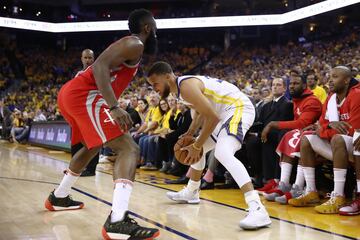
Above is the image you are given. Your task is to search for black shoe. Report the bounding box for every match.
[200,180,214,190]
[45,190,84,211]
[165,176,189,184]
[252,176,263,189]
[80,170,96,177]
[102,211,160,240]
[217,181,238,189]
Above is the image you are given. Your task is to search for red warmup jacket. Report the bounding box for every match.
[319,80,360,140]
[278,89,322,130]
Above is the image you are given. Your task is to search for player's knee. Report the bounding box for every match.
[300,135,312,150]
[330,134,346,149]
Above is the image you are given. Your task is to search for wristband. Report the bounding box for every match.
[192,143,202,151]
[109,103,120,112]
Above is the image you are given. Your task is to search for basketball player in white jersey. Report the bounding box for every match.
[147,61,271,230]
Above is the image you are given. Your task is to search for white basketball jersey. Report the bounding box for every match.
[176,75,253,120]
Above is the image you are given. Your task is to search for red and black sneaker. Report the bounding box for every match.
[45,190,84,211]
[102,211,160,240]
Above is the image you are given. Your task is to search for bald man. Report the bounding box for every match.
[73,49,98,177]
[289,66,360,215]
[76,49,95,77]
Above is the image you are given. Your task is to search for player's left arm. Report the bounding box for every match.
[180,78,220,148]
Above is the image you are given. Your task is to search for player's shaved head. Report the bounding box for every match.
[81,49,94,69]
[333,66,352,78]
[329,66,352,93]
[82,49,94,56]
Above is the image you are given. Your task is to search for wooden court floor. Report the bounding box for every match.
[0,141,359,240]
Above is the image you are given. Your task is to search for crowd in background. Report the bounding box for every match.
[1,29,360,215]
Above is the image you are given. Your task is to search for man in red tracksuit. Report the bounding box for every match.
[259,69,322,198]
[290,66,360,215]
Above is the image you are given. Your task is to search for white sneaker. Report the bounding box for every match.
[239,202,272,230]
[166,187,200,204]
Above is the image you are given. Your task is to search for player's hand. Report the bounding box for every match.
[110,107,133,132]
[179,130,194,139]
[261,125,271,143]
[181,144,202,165]
[328,121,352,135]
[354,135,360,152]
[302,124,317,132]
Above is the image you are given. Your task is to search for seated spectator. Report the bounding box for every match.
[10,110,30,143]
[133,91,161,145]
[140,98,170,170]
[289,67,360,215]
[307,69,327,104]
[246,78,293,189]
[34,108,47,122]
[118,98,142,129]
[160,100,192,173]
[262,70,322,203]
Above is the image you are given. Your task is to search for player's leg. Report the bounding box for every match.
[315,135,349,214]
[166,136,215,203]
[289,135,325,207]
[264,155,294,201]
[340,155,360,215]
[45,106,100,211]
[214,130,271,229]
[102,133,159,240]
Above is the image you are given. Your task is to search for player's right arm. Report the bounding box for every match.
[182,111,203,137]
[92,37,144,130]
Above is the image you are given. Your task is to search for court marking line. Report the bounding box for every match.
[0,176,196,240]
[133,180,358,240]
[2,145,358,240]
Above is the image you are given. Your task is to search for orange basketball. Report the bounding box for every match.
[174,136,203,165]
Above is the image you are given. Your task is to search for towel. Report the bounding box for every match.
[326,93,339,122]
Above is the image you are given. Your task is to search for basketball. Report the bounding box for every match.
[174,136,203,165]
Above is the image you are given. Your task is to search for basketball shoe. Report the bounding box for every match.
[166,187,200,204]
[239,202,272,230]
[314,192,346,214]
[339,193,360,216]
[288,191,320,207]
[102,211,160,240]
[256,179,278,195]
[275,184,303,204]
[263,181,292,201]
[45,190,84,211]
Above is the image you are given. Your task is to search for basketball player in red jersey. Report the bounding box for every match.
[44,9,160,240]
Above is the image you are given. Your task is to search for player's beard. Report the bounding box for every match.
[162,84,170,98]
[290,89,303,98]
[144,31,158,55]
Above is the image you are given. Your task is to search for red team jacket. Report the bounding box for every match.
[319,79,360,140]
[278,89,322,130]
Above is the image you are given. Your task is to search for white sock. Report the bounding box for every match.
[303,167,316,192]
[333,168,347,196]
[111,179,133,222]
[357,180,360,193]
[187,179,201,192]
[294,165,305,189]
[54,169,80,198]
[244,190,262,209]
[280,162,293,185]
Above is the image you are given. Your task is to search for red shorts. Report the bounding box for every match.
[57,82,124,149]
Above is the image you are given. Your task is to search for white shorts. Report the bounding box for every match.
[305,134,359,162]
[211,102,255,144]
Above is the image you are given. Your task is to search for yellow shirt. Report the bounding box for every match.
[311,85,327,104]
[144,106,162,123]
